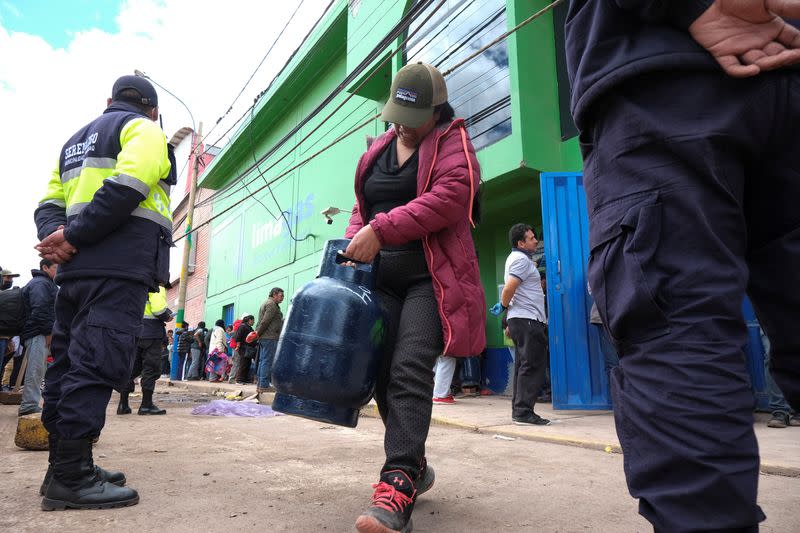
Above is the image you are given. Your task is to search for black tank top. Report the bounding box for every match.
[362,138,421,251]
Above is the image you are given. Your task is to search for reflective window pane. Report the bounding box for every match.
[406,0,512,150]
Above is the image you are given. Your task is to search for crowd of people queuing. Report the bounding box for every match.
[163,287,285,389]
[6,1,800,528]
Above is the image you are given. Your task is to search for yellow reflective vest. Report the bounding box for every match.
[35,101,174,289]
[143,287,171,339]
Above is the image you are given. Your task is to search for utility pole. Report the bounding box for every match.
[174,121,203,330]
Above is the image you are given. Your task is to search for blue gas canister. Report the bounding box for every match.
[271,239,385,427]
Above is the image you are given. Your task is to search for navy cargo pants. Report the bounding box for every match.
[580,70,800,532]
[42,278,148,440]
[123,337,164,394]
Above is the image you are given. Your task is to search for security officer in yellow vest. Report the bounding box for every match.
[34,75,174,511]
[117,287,172,416]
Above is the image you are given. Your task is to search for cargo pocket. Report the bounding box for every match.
[86,308,141,390]
[588,192,670,347]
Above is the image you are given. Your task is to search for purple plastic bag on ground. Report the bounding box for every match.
[190,400,283,417]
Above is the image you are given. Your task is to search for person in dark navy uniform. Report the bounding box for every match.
[565,1,800,531]
[34,75,174,511]
[117,287,172,416]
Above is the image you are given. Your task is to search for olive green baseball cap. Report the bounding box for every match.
[381,62,448,128]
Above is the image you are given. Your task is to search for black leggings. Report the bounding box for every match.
[374,249,443,480]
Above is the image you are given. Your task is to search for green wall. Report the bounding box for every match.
[203,38,381,321]
[198,0,582,345]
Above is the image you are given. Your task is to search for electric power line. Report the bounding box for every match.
[233,0,450,240]
[176,0,564,243]
[190,0,409,213]
[175,111,382,243]
[441,0,565,77]
[424,5,507,70]
[193,0,441,209]
[180,0,495,212]
[199,0,404,156]
[199,0,311,148]
[167,0,339,216]
[166,1,322,221]
[408,0,488,66]
[246,104,296,238]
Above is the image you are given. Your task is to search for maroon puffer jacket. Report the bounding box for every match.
[345,119,486,356]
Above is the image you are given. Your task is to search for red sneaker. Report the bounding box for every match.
[432,395,455,405]
[355,470,416,533]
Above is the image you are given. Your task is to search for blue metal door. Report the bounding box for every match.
[743,298,769,411]
[541,172,767,410]
[540,172,610,409]
[223,303,235,328]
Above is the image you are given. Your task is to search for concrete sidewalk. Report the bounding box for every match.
[157,377,800,477]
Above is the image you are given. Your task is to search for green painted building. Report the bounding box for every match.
[198,0,581,389]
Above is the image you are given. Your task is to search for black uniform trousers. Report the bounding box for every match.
[123,337,163,393]
[42,278,148,440]
[374,249,443,481]
[580,70,800,532]
[507,318,548,418]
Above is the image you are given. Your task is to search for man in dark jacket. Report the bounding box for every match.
[0,266,19,290]
[234,315,255,385]
[186,321,207,380]
[117,287,171,416]
[18,260,58,416]
[176,323,192,379]
[566,2,800,531]
[33,75,173,511]
[256,288,284,393]
[0,266,21,378]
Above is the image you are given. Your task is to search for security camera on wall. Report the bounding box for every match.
[321,206,350,225]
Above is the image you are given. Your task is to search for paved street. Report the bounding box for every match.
[1,388,798,533]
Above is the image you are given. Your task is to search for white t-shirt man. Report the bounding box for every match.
[504,250,547,323]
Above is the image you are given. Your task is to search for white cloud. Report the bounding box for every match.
[0,0,331,284]
[1,2,22,20]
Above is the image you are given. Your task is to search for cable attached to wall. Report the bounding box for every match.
[193,0,442,210]
[199,0,319,150]
[198,0,401,159]
[175,0,564,243]
[246,102,314,242]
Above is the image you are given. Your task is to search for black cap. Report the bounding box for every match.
[112,75,158,107]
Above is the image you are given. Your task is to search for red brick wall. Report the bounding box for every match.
[166,186,213,330]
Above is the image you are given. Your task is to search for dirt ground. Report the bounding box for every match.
[1,389,798,533]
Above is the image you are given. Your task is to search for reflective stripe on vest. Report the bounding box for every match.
[66,202,171,229]
[61,157,117,183]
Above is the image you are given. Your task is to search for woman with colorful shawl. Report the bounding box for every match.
[205,319,230,382]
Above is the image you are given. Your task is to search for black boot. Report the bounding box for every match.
[40,434,127,495]
[41,438,138,510]
[137,389,166,415]
[117,392,131,415]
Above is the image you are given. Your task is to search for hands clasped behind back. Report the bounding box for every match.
[35,225,77,264]
[689,0,800,77]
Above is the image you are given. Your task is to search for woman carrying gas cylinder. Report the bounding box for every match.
[343,62,485,533]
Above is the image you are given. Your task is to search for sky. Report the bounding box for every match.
[0,0,331,285]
